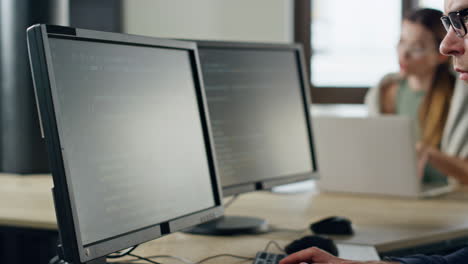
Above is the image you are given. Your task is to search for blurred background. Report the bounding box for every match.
[0,0,448,263]
[0,0,445,175]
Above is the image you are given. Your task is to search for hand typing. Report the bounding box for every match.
[279,247,400,264]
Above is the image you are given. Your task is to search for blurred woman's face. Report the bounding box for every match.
[397,20,441,77]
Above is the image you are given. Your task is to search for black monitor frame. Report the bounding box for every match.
[195,41,319,197]
[27,24,224,263]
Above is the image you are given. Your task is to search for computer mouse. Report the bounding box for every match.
[310,216,354,235]
[285,235,338,256]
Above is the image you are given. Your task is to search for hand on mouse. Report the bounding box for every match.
[279,247,400,264]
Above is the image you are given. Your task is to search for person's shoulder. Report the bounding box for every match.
[454,79,468,98]
[448,79,468,113]
[376,73,401,101]
[365,73,401,114]
[378,73,402,89]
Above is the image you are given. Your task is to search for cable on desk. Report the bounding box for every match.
[147,255,194,264]
[126,253,162,264]
[223,194,240,208]
[107,245,139,259]
[118,240,284,264]
[263,240,286,253]
[121,253,255,264]
[122,254,194,264]
[195,253,254,263]
[195,239,287,263]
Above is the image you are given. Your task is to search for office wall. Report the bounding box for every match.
[0,0,69,173]
[123,0,293,43]
[70,0,122,32]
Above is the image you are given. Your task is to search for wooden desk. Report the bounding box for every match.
[227,188,468,255]
[2,174,468,262]
[0,173,55,230]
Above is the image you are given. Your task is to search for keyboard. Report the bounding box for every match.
[253,251,287,264]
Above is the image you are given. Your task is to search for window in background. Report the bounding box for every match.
[311,0,402,88]
[418,0,444,11]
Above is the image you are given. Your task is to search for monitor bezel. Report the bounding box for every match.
[194,40,319,197]
[27,24,224,263]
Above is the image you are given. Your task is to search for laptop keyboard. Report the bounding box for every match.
[422,182,447,192]
[252,251,287,264]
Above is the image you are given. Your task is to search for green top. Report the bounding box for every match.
[396,79,447,185]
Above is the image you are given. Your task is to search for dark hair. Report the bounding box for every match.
[405,8,446,47]
[405,8,455,147]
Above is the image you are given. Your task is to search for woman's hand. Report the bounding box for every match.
[416,142,434,179]
[278,247,399,264]
[415,142,468,184]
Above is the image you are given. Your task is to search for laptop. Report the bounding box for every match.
[313,116,454,198]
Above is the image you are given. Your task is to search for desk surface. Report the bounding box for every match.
[2,173,468,261]
[0,173,55,230]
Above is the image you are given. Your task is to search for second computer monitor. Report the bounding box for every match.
[197,42,318,197]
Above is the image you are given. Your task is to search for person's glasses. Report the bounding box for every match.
[441,8,468,38]
[397,42,432,57]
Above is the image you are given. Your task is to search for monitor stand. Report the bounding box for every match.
[184,215,269,235]
[271,180,316,194]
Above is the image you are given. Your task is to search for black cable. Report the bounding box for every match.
[145,255,193,264]
[121,253,255,264]
[263,240,286,253]
[113,240,281,264]
[196,253,254,263]
[122,254,193,264]
[127,253,163,264]
[107,245,139,259]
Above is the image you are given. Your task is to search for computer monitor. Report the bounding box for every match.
[187,41,319,235]
[27,24,223,264]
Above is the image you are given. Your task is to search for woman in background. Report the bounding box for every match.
[279,2,468,263]
[365,8,460,184]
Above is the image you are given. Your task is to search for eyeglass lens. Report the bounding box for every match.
[444,12,467,37]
